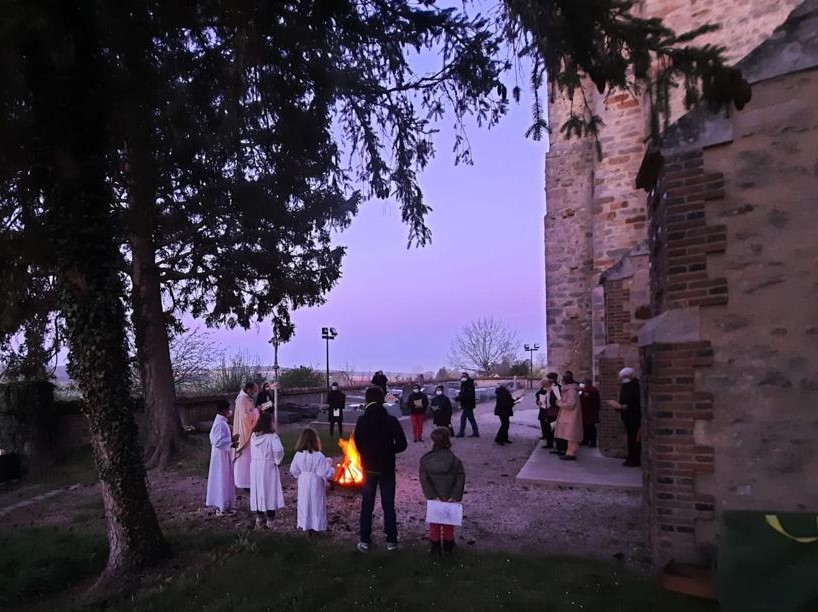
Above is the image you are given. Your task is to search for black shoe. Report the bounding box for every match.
[505,440,512,444]
[623,460,641,467]
[494,440,505,446]
[469,433,480,438]
[430,541,442,556]
[539,436,547,440]
[559,454,577,461]
[549,450,562,455]
[442,540,455,556]
[455,433,465,438]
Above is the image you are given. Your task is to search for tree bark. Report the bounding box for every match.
[130,232,184,470]
[26,4,167,582]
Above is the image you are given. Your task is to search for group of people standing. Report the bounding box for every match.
[532,368,641,466]
[205,381,336,532]
[205,381,467,555]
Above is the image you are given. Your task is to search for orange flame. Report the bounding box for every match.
[334,437,365,486]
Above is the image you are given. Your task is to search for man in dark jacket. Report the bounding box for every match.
[430,385,454,435]
[455,372,479,437]
[354,386,408,552]
[371,370,388,395]
[544,372,565,453]
[615,367,641,467]
[406,384,429,443]
[579,378,601,447]
[327,382,346,437]
[493,384,516,445]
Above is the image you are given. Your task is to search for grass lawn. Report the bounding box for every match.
[0,527,717,612]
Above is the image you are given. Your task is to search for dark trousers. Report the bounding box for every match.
[458,408,479,436]
[581,424,598,447]
[256,510,276,520]
[360,471,398,545]
[554,437,568,452]
[539,410,556,446]
[624,420,641,465]
[495,415,510,443]
[329,417,343,437]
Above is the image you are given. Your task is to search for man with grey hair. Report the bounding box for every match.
[613,367,641,467]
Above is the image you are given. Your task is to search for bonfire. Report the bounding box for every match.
[333,437,365,487]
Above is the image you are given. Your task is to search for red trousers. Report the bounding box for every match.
[411,414,425,440]
[429,523,455,542]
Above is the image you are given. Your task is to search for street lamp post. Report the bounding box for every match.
[321,327,338,397]
[523,343,540,389]
[269,324,282,430]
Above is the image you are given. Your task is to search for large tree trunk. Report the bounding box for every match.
[27,4,167,584]
[130,232,184,470]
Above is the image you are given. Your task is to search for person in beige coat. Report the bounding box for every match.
[555,371,583,461]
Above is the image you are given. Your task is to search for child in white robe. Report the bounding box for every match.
[290,427,335,533]
[206,400,237,515]
[250,412,285,528]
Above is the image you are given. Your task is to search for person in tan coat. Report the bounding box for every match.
[555,371,583,461]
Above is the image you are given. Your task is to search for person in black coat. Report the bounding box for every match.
[354,386,408,552]
[327,382,346,437]
[406,384,430,442]
[615,367,642,467]
[455,372,479,437]
[430,385,454,435]
[371,370,388,396]
[255,382,274,412]
[493,384,516,445]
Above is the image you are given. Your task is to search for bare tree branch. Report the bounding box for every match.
[448,317,518,376]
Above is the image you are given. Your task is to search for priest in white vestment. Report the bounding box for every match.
[233,381,259,489]
[205,400,237,514]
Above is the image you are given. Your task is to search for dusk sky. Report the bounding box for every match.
[200,94,549,375]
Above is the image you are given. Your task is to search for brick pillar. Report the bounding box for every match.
[598,355,626,457]
[641,341,716,565]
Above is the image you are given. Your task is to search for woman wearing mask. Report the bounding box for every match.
[430,385,454,436]
[407,384,430,442]
[555,371,583,461]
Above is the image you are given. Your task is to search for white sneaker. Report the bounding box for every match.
[356,542,370,553]
[386,542,399,551]
[266,519,275,529]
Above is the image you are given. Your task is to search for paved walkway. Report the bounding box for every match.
[513,395,643,491]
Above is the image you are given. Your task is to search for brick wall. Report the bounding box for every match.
[543,0,798,395]
[648,151,728,314]
[642,341,716,565]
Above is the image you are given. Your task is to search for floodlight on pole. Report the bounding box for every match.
[321,326,339,394]
[524,343,540,389]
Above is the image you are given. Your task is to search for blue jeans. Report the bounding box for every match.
[359,471,397,544]
[458,408,479,435]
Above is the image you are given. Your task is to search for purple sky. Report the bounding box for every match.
[201,99,548,374]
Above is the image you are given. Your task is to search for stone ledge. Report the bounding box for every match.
[638,308,702,347]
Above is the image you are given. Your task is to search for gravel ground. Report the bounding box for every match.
[0,395,648,568]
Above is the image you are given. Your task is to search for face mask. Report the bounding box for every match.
[461,377,467,382]
[621,377,632,384]
[436,390,443,396]
[331,386,338,391]
[579,383,586,389]
[413,388,420,393]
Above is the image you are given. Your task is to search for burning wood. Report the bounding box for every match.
[333,437,365,487]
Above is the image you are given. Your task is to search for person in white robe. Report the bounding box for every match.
[206,400,237,514]
[250,412,285,528]
[290,427,335,532]
[233,381,259,489]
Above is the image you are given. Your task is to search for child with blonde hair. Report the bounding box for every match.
[290,427,335,533]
